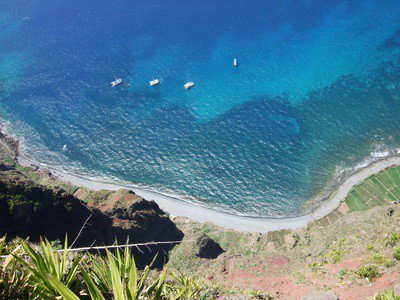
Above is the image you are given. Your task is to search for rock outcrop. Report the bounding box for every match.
[0,164,183,268]
[195,234,225,259]
[86,189,184,246]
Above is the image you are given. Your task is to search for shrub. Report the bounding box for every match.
[310,260,325,271]
[373,253,385,264]
[0,236,31,299]
[374,288,400,300]
[356,265,380,280]
[339,269,347,278]
[250,290,274,300]
[371,253,396,268]
[0,236,218,299]
[386,233,400,247]
[384,259,396,268]
[394,246,400,261]
[330,249,344,263]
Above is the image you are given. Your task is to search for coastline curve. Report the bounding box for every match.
[18,155,400,233]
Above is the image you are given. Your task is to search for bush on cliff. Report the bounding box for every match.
[0,236,218,299]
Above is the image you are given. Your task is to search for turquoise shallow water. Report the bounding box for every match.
[0,0,400,217]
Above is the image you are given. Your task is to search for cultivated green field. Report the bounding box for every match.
[345,165,400,212]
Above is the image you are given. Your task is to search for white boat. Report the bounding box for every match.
[111,78,122,87]
[184,81,195,89]
[149,79,160,86]
[233,58,238,67]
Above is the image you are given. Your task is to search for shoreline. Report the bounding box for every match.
[18,155,400,233]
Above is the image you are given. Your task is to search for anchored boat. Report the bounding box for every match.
[184,81,195,89]
[149,79,160,86]
[111,78,122,87]
[233,58,238,67]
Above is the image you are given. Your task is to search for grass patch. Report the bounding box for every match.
[15,164,35,173]
[68,186,79,195]
[3,156,14,164]
[201,224,213,234]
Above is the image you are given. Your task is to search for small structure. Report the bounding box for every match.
[149,79,159,86]
[111,78,122,87]
[184,81,195,89]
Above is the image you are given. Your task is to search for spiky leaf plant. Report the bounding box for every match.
[0,236,217,299]
[0,236,31,299]
[80,246,165,300]
[374,288,400,300]
[12,237,83,299]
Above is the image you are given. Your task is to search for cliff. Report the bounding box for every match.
[1,131,400,298]
[0,137,183,268]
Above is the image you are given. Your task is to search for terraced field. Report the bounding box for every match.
[266,164,400,251]
[345,165,400,212]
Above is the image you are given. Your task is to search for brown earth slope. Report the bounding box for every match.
[0,135,183,268]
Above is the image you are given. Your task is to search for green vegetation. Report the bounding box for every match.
[369,252,396,268]
[327,239,345,263]
[372,252,385,264]
[338,269,347,278]
[0,236,218,299]
[356,264,380,280]
[3,156,14,164]
[386,233,400,247]
[345,166,400,213]
[1,134,400,298]
[374,288,400,300]
[383,259,396,268]
[393,246,400,260]
[249,290,274,299]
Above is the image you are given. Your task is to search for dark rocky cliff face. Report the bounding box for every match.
[0,164,183,268]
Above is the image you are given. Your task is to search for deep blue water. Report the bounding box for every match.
[1,0,400,217]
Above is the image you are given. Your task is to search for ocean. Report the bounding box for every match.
[0,0,399,217]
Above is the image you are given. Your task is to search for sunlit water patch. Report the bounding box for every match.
[0,0,400,217]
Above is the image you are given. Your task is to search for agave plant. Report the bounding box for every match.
[12,237,83,299]
[164,273,217,300]
[0,236,31,299]
[0,236,217,300]
[80,246,165,300]
[374,288,400,300]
